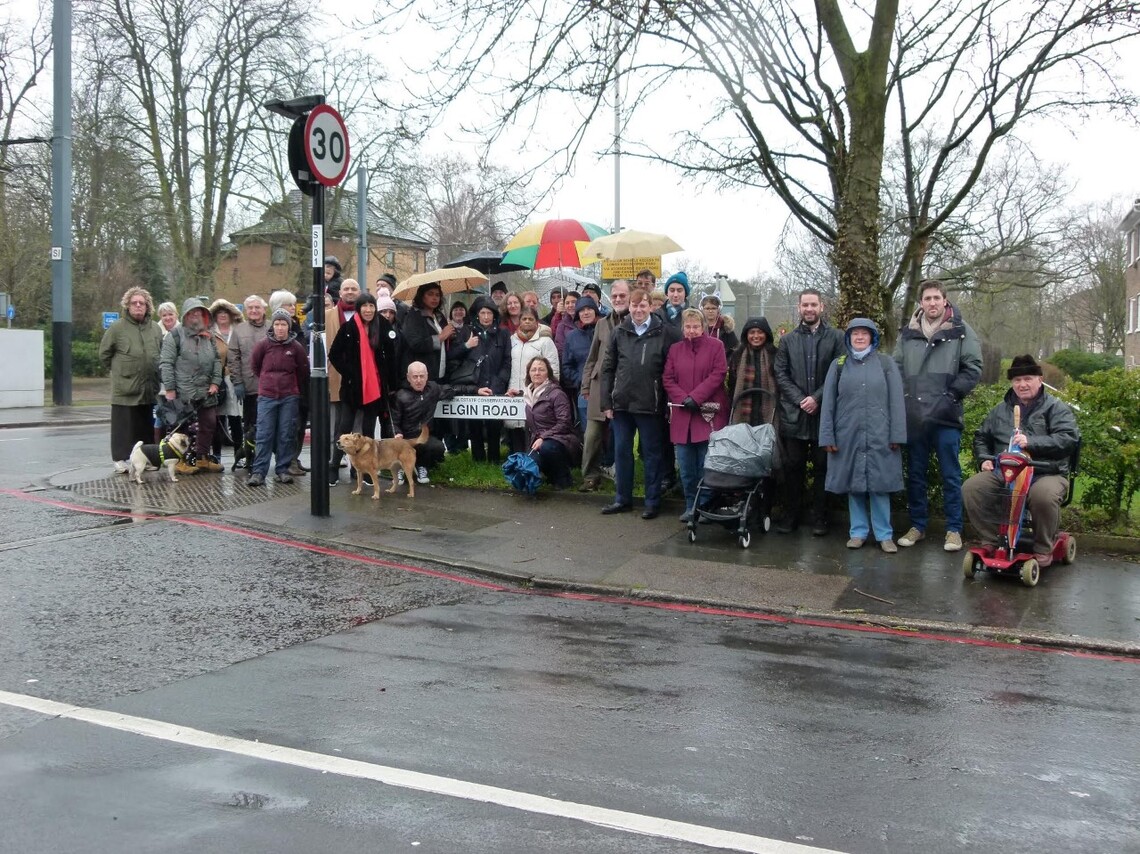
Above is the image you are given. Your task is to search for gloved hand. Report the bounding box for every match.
[682,396,701,413]
[233,383,245,403]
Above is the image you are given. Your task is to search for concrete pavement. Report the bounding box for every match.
[9,399,1139,656]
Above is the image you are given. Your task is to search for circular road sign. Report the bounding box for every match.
[304,104,350,187]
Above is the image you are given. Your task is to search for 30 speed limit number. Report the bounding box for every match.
[304,104,350,187]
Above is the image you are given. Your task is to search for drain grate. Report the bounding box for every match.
[61,470,305,514]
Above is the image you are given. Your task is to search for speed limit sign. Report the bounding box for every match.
[304,104,350,187]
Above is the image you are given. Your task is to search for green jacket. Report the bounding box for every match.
[894,303,983,431]
[98,314,163,405]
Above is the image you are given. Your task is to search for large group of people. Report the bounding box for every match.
[99,266,1080,563]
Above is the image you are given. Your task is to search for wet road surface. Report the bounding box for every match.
[1,480,1137,853]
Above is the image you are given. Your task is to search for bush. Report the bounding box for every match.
[1066,368,1140,524]
[42,332,108,378]
[1047,349,1123,383]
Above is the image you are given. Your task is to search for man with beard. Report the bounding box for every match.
[160,298,224,475]
[578,280,630,491]
[773,288,844,535]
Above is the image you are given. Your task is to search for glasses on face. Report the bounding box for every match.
[129,300,148,306]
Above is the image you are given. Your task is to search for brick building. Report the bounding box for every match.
[213,190,431,303]
[1121,200,1140,370]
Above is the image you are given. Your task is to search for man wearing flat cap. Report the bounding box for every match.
[961,355,1080,567]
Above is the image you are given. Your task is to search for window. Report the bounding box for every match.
[1131,297,1139,334]
[270,245,286,266]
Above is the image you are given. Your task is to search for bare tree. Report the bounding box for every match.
[376,0,1140,333]
[1053,200,1129,354]
[78,0,316,296]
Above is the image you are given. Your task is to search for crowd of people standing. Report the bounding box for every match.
[102,263,1081,561]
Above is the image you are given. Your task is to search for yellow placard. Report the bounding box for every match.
[600,257,662,280]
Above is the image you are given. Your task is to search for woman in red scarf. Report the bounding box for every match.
[328,293,400,479]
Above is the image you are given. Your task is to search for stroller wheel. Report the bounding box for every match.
[688,529,697,544]
[738,530,752,549]
[1019,558,1040,588]
[760,515,771,533]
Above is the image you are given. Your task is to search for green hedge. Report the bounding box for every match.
[42,336,108,379]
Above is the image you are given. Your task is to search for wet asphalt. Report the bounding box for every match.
[0,419,1138,852]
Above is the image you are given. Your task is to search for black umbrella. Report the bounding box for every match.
[442,249,529,275]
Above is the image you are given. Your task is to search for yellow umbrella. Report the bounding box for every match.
[582,229,683,260]
[392,266,488,299]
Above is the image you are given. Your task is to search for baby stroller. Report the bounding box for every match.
[687,388,779,549]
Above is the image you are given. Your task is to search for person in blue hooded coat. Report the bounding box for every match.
[818,318,907,553]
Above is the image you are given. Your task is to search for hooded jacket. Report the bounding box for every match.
[818,318,907,494]
[99,296,163,406]
[457,296,512,394]
[159,298,223,403]
[894,302,983,431]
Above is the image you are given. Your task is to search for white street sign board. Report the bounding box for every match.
[434,396,526,421]
[304,104,350,187]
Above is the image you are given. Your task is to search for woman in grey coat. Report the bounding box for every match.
[818,318,907,553]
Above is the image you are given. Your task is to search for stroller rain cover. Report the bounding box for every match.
[704,423,778,480]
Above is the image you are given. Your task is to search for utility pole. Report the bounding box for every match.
[51,0,73,405]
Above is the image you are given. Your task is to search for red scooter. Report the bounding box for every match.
[963,405,1079,587]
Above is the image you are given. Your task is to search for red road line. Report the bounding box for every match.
[5,488,1136,663]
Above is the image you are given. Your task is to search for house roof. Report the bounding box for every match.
[1117,198,1140,232]
[230,190,431,246]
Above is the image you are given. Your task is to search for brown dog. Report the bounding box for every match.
[335,425,429,500]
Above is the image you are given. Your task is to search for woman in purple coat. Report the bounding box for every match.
[524,356,581,490]
[663,308,729,522]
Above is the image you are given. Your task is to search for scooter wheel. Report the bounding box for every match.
[1019,558,1040,588]
[760,515,771,533]
[688,529,697,544]
[738,530,752,549]
[962,553,979,579]
[1062,536,1078,565]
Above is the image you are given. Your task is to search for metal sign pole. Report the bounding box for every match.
[309,183,330,517]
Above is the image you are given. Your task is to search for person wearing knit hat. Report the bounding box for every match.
[247,306,309,486]
[324,256,344,302]
[490,280,509,310]
[660,272,690,328]
[961,352,1080,568]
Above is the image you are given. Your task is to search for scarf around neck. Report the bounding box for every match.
[523,379,553,407]
[354,313,381,405]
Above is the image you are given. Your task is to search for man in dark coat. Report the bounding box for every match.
[391,361,476,483]
[894,280,983,553]
[600,287,682,519]
[962,355,1080,567]
[773,287,845,535]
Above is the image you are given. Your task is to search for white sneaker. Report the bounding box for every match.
[396,470,406,486]
[415,465,430,484]
[944,531,963,552]
[113,460,129,474]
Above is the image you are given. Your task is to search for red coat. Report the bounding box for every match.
[663,334,729,444]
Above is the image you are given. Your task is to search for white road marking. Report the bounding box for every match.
[1,689,841,854]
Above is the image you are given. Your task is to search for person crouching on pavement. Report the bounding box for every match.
[248,309,309,486]
[961,355,1080,567]
[159,297,224,475]
[818,318,907,553]
[523,356,581,490]
[391,361,476,485]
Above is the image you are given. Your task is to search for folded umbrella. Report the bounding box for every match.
[502,451,543,495]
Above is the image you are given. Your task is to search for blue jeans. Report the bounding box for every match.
[577,395,588,435]
[906,425,964,533]
[675,441,708,513]
[848,492,893,541]
[253,394,299,476]
[612,411,664,508]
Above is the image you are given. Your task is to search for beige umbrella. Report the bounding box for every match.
[582,229,683,260]
[392,266,488,299]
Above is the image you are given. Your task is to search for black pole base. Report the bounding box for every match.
[52,321,72,406]
[309,372,330,517]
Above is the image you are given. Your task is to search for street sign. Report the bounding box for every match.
[303,104,350,187]
[601,257,662,280]
[102,312,119,329]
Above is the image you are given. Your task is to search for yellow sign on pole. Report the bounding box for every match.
[600,257,662,280]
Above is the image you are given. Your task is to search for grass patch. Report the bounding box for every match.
[435,446,653,497]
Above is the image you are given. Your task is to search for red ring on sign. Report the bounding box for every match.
[303,104,350,187]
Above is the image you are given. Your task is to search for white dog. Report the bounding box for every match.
[128,432,191,484]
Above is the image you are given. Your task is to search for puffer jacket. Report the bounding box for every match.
[600,313,682,415]
[972,387,1080,476]
[894,303,983,430]
[251,328,309,399]
[159,298,223,403]
[99,313,162,405]
[774,320,845,441]
[525,383,582,462]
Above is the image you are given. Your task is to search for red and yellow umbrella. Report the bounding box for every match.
[502,219,609,269]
